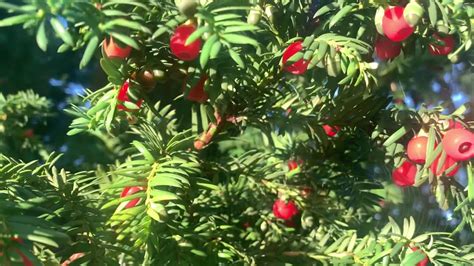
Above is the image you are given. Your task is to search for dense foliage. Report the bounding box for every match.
[0,0,473,265]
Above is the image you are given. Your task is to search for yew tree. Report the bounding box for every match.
[0,0,473,265]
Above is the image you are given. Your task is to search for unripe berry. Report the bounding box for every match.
[176,0,198,17]
[382,6,414,42]
[272,199,299,220]
[170,24,202,61]
[407,136,428,164]
[392,161,417,187]
[282,41,309,75]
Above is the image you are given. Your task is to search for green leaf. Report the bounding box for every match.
[402,249,427,265]
[102,19,151,34]
[36,20,48,52]
[200,34,218,68]
[0,14,33,27]
[228,49,245,68]
[222,33,259,47]
[210,41,222,59]
[329,5,354,28]
[80,35,100,69]
[383,126,408,147]
[314,3,338,17]
[428,0,437,27]
[108,32,139,50]
[186,26,209,46]
[468,162,473,202]
[50,17,74,46]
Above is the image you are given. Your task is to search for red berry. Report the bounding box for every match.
[287,160,298,171]
[375,37,402,60]
[407,136,428,164]
[428,34,455,56]
[447,119,465,130]
[322,125,340,137]
[186,75,208,103]
[410,247,429,266]
[23,129,34,138]
[103,37,132,59]
[441,129,474,161]
[382,6,414,42]
[430,155,459,177]
[120,186,144,209]
[11,238,33,266]
[117,81,143,111]
[61,253,85,266]
[282,41,309,75]
[392,161,417,187]
[300,187,312,198]
[170,24,202,61]
[272,199,299,220]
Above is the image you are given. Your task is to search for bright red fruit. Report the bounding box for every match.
[407,136,428,164]
[170,24,202,61]
[430,155,459,177]
[428,34,455,56]
[375,37,402,60]
[61,253,85,266]
[10,238,32,266]
[448,119,465,130]
[442,129,474,161]
[120,186,145,209]
[117,81,143,111]
[410,247,429,266]
[287,160,298,171]
[282,41,309,75]
[103,37,132,59]
[392,161,417,187]
[272,199,299,220]
[186,76,209,103]
[322,125,340,137]
[382,6,414,42]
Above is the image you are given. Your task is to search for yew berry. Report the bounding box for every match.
[430,155,459,177]
[441,128,474,161]
[103,37,132,59]
[120,186,144,209]
[392,161,417,187]
[282,41,309,75]
[10,238,32,266]
[170,24,202,61]
[322,125,340,137]
[410,247,429,266]
[447,119,465,130]
[23,129,34,139]
[61,253,85,266]
[382,6,414,42]
[272,199,299,221]
[407,136,428,164]
[117,81,143,111]
[428,34,455,56]
[375,37,402,60]
[186,76,208,103]
[287,160,298,171]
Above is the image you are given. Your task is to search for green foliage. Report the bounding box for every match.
[0,0,472,265]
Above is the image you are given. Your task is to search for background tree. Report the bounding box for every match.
[0,0,473,265]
